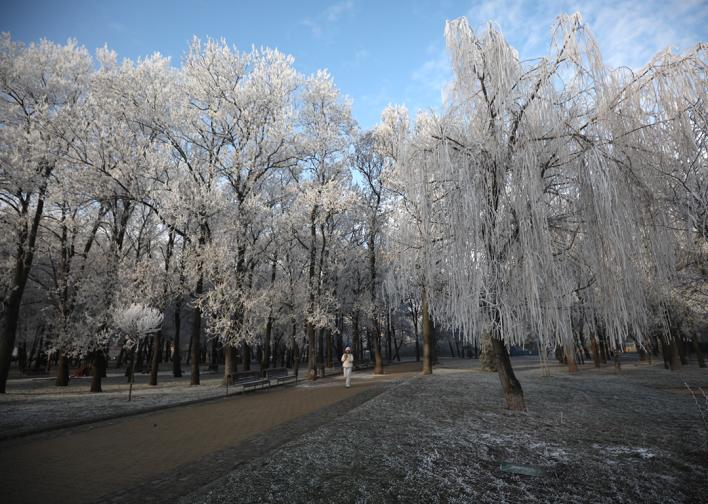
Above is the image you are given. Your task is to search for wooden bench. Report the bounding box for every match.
[266,367,297,385]
[231,371,269,392]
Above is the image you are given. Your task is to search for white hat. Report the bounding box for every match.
[345,346,351,351]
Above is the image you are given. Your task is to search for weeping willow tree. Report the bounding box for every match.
[394,14,705,410]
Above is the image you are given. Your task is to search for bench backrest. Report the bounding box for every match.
[232,370,261,382]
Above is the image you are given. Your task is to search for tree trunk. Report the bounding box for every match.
[208,339,219,372]
[555,346,565,364]
[242,343,251,371]
[190,223,207,386]
[599,338,608,364]
[289,320,300,379]
[293,343,301,380]
[261,318,273,377]
[391,322,400,362]
[56,352,69,386]
[0,294,22,393]
[480,327,497,372]
[369,217,383,375]
[307,325,317,380]
[565,345,577,373]
[422,286,432,375]
[173,302,182,377]
[660,337,672,369]
[669,336,682,370]
[580,339,591,361]
[260,255,277,377]
[317,328,325,377]
[675,333,688,365]
[364,331,371,362]
[0,179,49,394]
[277,342,285,368]
[692,336,706,368]
[223,344,237,384]
[412,302,420,362]
[149,330,161,386]
[127,348,137,401]
[190,307,201,385]
[335,328,343,364]
[90,352,105,393]
[386,311,392,363]
[492,336,525,411]
[326,330,333,369]
[352,311,361,365]
[373,326,384,375]
[134,339,145,374]
[415,333,420,362]
[590,338,601,368]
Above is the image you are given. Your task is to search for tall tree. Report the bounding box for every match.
[0,36,92,392]
[354,132,388,374]
[292,70,355,379]
[420,15,698,409]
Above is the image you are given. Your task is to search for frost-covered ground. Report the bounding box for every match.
[0,369,246,438]
[184,359,708,504]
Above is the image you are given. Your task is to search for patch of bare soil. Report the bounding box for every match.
[184,362,708,504]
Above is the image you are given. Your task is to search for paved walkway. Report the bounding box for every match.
[1,361,424,504]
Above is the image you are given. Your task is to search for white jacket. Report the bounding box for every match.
[341,353,354,368]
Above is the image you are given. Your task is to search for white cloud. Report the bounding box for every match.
[411,44,452,100]
[302,0,356,39]
[463,0,707,69]
[404,42,453,116]
[326,0,355,22]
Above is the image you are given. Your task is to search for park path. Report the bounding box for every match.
[1,362,423,504]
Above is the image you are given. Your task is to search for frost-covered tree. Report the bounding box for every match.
[353,131,389,374]
[381,107,446,376]
[291,70,356,379]
[0,35,92,392]
[45,47,157,388]
[390,14,703,410]
[179,38,299,383]
[116,45,226,386]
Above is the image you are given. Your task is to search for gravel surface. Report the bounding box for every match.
[183,360,708,504]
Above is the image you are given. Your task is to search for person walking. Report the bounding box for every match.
[341,346,354,388]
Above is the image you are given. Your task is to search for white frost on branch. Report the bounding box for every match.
[113,303,164,350]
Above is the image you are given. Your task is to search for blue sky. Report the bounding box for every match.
[3,0,707,129]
